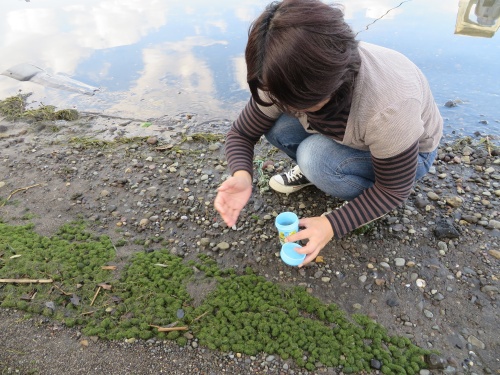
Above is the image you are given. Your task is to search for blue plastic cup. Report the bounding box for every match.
[280,242,305,266]
[275,212,299,245]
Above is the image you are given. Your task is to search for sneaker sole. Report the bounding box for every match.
[269,178,313,194]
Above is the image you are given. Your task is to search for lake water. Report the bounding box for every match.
[1,0,499,139]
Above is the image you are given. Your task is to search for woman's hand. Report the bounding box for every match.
[214,171,252,227]
[285,216,334,267]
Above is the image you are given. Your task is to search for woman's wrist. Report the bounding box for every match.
[233,170,252,185]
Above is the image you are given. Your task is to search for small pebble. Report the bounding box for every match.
[394,258,406,267]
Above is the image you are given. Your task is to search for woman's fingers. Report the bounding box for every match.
[285,228,309,244]
[214,192,239,227]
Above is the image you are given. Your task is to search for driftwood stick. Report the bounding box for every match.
[149,324,188,332]
[101,266,117,270]
[1,184,42,207]
[90,286,101,306]
[157,326,188,332]
[0,278,53,284]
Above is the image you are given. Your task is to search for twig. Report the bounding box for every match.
[149,324,188,332]
[0,278,53,284]
[90,286,101,306]
[0,184,42,207]
[155,145,174,151]
[52,283,72,296]
[157,326,188,332]
[192,311,209,322]
[20,290,37,301]
[80,303,111,316]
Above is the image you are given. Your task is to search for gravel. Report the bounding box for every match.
[0,114,499,375]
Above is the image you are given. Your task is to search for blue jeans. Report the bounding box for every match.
[264,114,437,200]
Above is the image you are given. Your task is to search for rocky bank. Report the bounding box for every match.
[0,113,499,375]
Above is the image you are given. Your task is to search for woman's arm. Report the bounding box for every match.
[325,141,420,237]
[225,98,278,176]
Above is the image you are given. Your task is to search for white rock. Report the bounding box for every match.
[427,191,440,201]
[468,335,485,349]
[424,309,434,319]
[217,242,230,250]
[394,258,406,267]
[416,279,426,288]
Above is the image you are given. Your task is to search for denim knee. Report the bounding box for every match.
[264,115,311,161]
[297,135,375,200]
[415,147,438,180]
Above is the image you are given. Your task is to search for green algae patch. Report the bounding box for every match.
[83,250,198,342]
[191,269,430,373]
[0,94,79,122]
[180,133,225,143]
[68,136,149,150]
[0,221,432,373]
[0,222,116,320]
[81,252,234,343]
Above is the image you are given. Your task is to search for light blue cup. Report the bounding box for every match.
[275,211,299,245]
[280,242,305,266]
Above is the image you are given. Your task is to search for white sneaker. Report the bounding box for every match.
[269,165,313,194]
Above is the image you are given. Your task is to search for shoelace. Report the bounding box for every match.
[285,166,304,182]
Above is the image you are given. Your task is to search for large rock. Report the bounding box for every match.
[434,219,460,239]
[424,354,447,369]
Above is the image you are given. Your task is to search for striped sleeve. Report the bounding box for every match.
[325,141,420,237]
[226,98,278,176]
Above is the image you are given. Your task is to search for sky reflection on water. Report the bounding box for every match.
[0,0,498,137]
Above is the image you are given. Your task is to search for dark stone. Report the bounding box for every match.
[386,298,399,307]
[414,196,429,209]
[434,219,460,239]
[448,333,467,350]
[425,354,447,369]
[370,359,382,370]
[461,215,479,224]
[71,192,84,200]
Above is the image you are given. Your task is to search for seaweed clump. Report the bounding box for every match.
[0,221,433,374]
[0,221,115,322]
[191,268,431,373]
[0,93,79,122]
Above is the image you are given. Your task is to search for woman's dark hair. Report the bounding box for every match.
[246,0,360,113]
